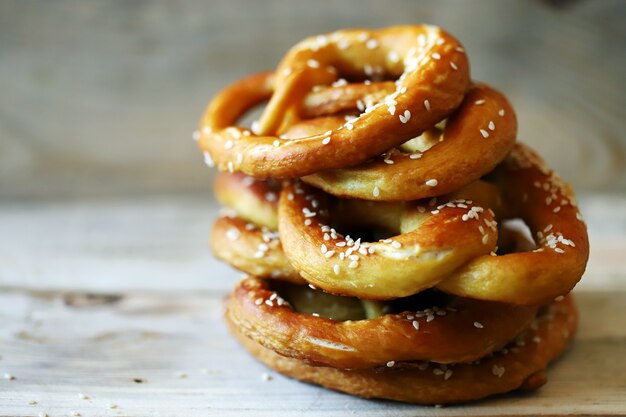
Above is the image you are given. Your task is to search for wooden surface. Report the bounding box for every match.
[1,194,625,417]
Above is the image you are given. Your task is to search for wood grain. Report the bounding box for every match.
[0,195,625,416]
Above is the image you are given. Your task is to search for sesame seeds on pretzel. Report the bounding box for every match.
[301,83,517,201]
[199,25,469,179]
[227,276,538,369]
[278,182,498,299]
[227,291,577,404]
[438,144,590,305]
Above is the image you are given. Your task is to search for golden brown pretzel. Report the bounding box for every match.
[214,172,281,229]
[211,172,509,284]
[212,172,303,283]
[198,25,469,179]
[211,216,304,284]
[227,291,577,404]
[437,143,590,305]
[227,276,538,369]
[298,83,517,201]
[277,182,498,299]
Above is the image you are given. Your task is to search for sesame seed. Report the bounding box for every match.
[324,250,335,258]
[333,265,340,275]
[345,122,354,130]
[409,153,422,159]
[444,369,453,380]
[366,39,379,49]
[474,321,484,329]
[498,109,505,117]
[304,219,312,226]
[425,179,438,187]
[224,140,233,150]
[488,121,495,130]
[388,51,400,63]
[273,140,280,147]
[391,241,402,249]
[424,99,431,111]
[203,152,215,167]
[480,129,489,138]
[373,186,380,197]
[348,261,358,269]
[492,365,505,378]
[475,99,485,105]
[450,62,458,70]
[431,52,441,60]
[399,110,411,124]
[226,228,240,241]
[322,137,331,145]
[386,361,395,367]
[307,59,320,68]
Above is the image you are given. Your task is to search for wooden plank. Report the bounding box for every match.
[0,289,624,416]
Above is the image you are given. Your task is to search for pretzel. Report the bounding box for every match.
[227,288,577,404]
[214,172,281,229]
[198,25,469,179]
[277,182,498,299]
[212,173,509,285]
[298,82,517,201]
[227,276,538,369]
[437,143,590,305]
[211,172,303,282]
[211,216,304,284]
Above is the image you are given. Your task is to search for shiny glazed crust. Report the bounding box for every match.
[227,294,577,405]
[199,26,469,179]
[226,276,539,369]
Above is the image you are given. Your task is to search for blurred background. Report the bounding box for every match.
[0,0,625,201]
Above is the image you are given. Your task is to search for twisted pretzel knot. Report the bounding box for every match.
[199,25,470,179]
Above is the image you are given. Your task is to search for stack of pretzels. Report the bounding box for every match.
[197,25,589,404]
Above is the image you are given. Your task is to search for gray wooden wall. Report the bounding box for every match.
[1,0,624,200]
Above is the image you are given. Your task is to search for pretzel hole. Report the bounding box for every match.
[497,221,536,254]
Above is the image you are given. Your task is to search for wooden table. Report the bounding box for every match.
[1,194,625,416]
